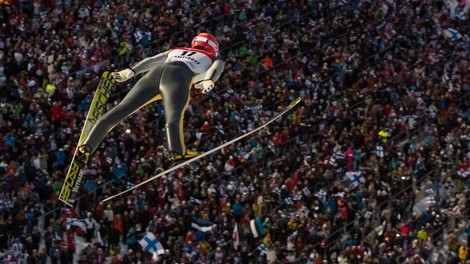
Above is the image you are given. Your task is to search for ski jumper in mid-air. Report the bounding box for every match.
[77,33,225,165]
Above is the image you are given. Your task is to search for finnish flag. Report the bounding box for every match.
[66,218,87,232]
[315,189,328,202]
[258,243,268,255]
[426,196,436,205]
[443,28,462,41]
[346,171,365,188]
[139,232,165,255]
[375,145,384,157]
[216,239,227,247]
[302,187,311,197]
[284,197,294,205]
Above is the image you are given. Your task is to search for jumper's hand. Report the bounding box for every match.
[111,69,135,82]
[194,80,214,94]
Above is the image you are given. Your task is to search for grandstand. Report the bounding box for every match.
[0,0,469,263]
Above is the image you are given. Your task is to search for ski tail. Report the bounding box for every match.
[102,97,302,203]
[59,71,115,206]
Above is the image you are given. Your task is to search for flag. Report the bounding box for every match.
[190,197,202,205]
[277,209,290,219]
[284,197,294,205]
[302,187,311,197]
[426,196,436,205]
[250,219,259,238]
[292,192,302,201]
[443,28,462,41]
[191,216,215,233]
[216,239,227,247]
[233,223,240,250]
[258,243,268,255]
[315,189,328,202]
[250,216,265,238]
[191,222,214,233]
[66,218,87,232]
[346,171,365,188]
[139,232,165,255]
[375,145,384,157]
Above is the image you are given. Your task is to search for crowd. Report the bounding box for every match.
[0,0,469,263]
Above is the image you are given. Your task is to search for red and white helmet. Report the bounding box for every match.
[192,33,219,58]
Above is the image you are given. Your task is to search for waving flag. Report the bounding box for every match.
[233,223,240,250]
[66,218,87,232]
[443,28,462,41]
[346,171,365,188]
[191,216,215,233]
[190,197,202,205]
[139,232,165,255]
[315,189,328,202]
[250,216,266,238]
[191,222,214,233]
[258,243,268,255]
[284,197,294,205]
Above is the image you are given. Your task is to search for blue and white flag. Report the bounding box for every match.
[190,197,202,205]
[216,239,227,247]
[375,145,384,157]
[302,187,311,197]
[292,192,302,201]
[258,243,268,255]
[66,218,87,232]
[315,189,328,203]
[277,210,290,219]
[443,28,462,41]
[346,171,365,188]
[139,232,165,255]
[284,197,294,205]
[426,196,436,205]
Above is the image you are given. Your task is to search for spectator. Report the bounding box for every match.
[0,0,469,263]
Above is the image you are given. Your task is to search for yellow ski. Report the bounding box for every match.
[59,71,115,206]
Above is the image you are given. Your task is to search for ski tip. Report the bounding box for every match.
[289,97,302,108]
[59,198,74,207]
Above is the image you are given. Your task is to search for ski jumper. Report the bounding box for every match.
[82,47,222,157]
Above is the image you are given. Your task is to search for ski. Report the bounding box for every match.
[101,97,302,203]
[59,71,116,206]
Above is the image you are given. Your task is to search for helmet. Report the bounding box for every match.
[191,33,219,58]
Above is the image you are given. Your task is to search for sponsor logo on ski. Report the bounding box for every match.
[59,162,81,202]
[89,80,113,124]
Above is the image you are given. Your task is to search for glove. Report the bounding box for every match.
[111,68,135,82]
[194,80,214,94]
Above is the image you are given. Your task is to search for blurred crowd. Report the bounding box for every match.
[0,0,470,263]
